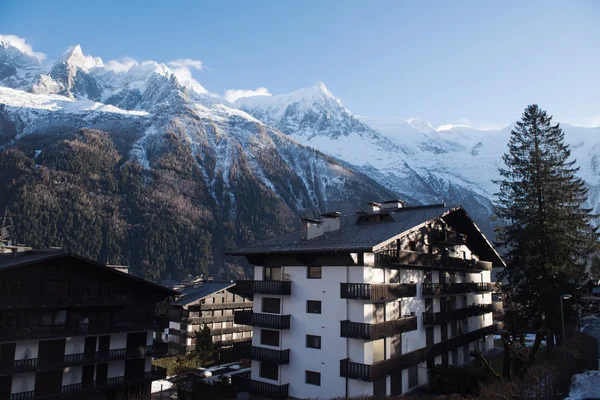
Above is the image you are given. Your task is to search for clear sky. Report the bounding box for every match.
[1,0,599,128]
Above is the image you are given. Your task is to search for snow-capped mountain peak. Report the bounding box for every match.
[54,45,103,72]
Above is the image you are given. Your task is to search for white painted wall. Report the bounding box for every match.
[14,341,38,360]
[62,365,83,386]
[146,331,154,346]
[110,333,127,350]
[145,356,152,372]
[11,372,35,394]
[107,360,125,378]
[64,337,85,355]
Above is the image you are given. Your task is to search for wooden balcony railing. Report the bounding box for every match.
[0,295,133,309]
[9,367,166,399]
[234,311,290,330]
[375,250,492,272]
[213,337,252,349]
[0,320,153,342]
[340,283,416,300]
[234,280,291,296]
[1,344,167,374]
[340,316,418,341]
[340,323,502,381]
[199,302,254,311]
[422,282,494,296]
[250,346,290,365]
[433,230,467,245]
[231,371,289,399]
[423,304,495,325]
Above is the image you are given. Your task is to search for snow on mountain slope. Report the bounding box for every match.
[0,41,394,220]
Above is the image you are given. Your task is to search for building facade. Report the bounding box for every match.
[228,202,504,399]
[156,280,253,356]
[0,250,174,400]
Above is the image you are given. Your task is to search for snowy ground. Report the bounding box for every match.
[565,370,600,400]
[566,314,600,399]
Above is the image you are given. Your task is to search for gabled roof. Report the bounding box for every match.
[172,282,235,306]
[227,204,505,268]
[0,251,178,296]
[227,205,450,255]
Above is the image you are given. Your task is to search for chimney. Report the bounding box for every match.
[320,211,341,233]
[380,199,405,210]
[367,202,381,214]
[301,218,325,240]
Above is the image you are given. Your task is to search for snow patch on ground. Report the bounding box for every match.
[565,370,600,400]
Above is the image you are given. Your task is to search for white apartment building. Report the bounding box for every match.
[228,202,504,399]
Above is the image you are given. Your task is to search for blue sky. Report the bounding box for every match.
[2,0,599,128]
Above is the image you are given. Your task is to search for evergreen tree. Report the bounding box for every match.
[194,323,214,366]
[494,105,598,348]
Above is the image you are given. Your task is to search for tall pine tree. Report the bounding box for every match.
[495,105,598,348]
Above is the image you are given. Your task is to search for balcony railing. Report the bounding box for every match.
[250,346,290,365]
[433,230,467,245]
[9,367,166,400]
[375,250,492,272]
[233,340,252,358]
[234,280,292,296]
[422,282,493,296]
[340,283,416,300]
[234,311,290,330]
[0,320,153,342]
[231,371,289,399]
[0,295,133,309]
[187,325,252,337]
[340,316,418,341]
[199,302,254,311]
[213,337,252,348]
[340,323,502,381]
[187,315,235,324]
[1,344,167,374]
[423,304,496,325]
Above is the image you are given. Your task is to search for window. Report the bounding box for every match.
[306,334,321,349]
[264,267,281,281]
[261,329,279,347]
[305,370,321,386]
[260,362,278,380]
[307,266,322,279]
[306,300,321,314]
[408,364,418,388]
[262,298,281,314]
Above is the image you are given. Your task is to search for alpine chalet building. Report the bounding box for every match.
[0,250,175,400]
[228,201,504,399]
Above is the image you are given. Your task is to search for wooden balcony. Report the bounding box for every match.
[0,343,167,374]
[433,230,467,246]
[198,301,254,311]
[340,323,502,381]
[250,346,290,365]
[0,294,133,309]
[340,283,416,300]
[234,311,290,330]
[231,371,288,399]
[340,316,417,341]
[422,282,494,296]
[187,325,252,337]
[422,304,496,325]
[9,366,166,399]
[213,337,252,348]
[375,250,492,272]
[234,280,291,296]
[187,315,235,324]
[0,320,153,342]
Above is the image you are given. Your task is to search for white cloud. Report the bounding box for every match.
[0,34,46,61]
[224,87,272,103]
[167,58,203,70]
[166,58,207,94]
[104,56,138,73]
